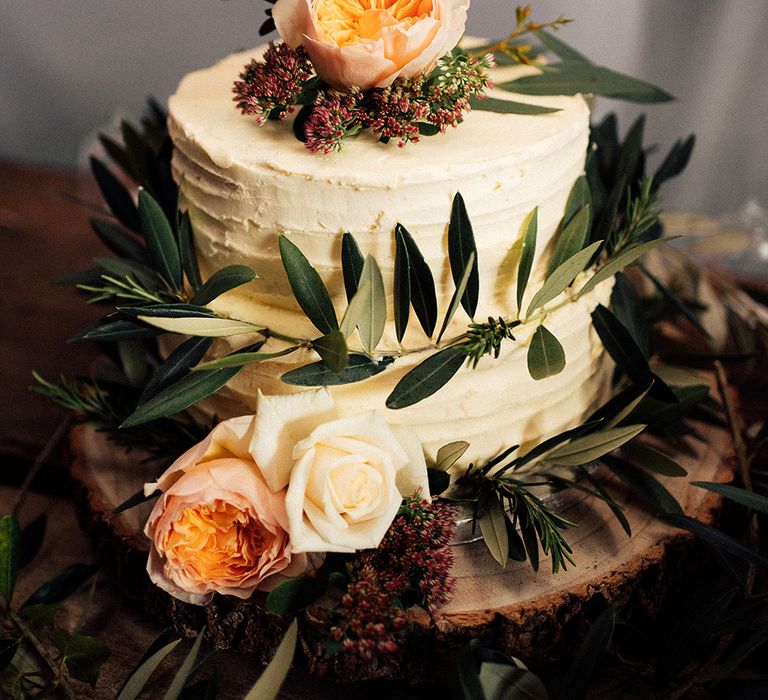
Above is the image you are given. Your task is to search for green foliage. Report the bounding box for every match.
[526,241,601,317]
[516,208,538,313]
[22,564,98,608]
[162,629,205,700]
[189,264,257,306]
[266,578,327,616]
[448,193,479,318]
[0,516,21,605]
[437,251,475,343]
[116,636,181,700]
[341,232,365,303]
[243,620,298,700]
[339,255,386,353]
[499,62,673,103]
[462,317,518,369]
[396,224,438,337]
[470,95,560,115]
[311,330,349,374]
[553,607,616,700]
[386,345,467,409]
[478,492,509,567]
[138,189,182,290]
[527,325,566,380]
[51,631,110,688]
[121,365,242,428]
[279,235,338,334]
[281,355,393,386]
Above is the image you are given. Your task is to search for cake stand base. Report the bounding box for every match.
[69,412,732,682]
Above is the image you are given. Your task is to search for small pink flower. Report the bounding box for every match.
[272,0,470,91]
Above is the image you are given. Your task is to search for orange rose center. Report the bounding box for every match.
[314,0,434,46]
[163,500,274,583]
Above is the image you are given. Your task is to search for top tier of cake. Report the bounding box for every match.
[168,48,591,347]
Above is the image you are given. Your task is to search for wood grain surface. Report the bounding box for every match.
[69,410,733,683]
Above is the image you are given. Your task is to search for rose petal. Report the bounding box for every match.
[390,424,430,497]
[303,35,399,90]
[144,415,254,497]
[250,388,336,492]
[272,0,313,48]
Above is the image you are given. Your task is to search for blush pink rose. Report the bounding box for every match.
[143,416,307,605]
[272,0,470,90]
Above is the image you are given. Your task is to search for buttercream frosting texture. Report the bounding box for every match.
[166,45,614,463]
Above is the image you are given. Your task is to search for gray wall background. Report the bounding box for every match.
[3,1,768,217]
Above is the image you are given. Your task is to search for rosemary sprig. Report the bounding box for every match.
[461,317,520,368]
[77,273,170,306]
[30,373,208,465]
[609,177,661,255]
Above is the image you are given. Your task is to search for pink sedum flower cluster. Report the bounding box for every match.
[233,42,313,125]
[328,496,457,658]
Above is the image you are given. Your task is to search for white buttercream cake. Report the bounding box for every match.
[166,47,615,464]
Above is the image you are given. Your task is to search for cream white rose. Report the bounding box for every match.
[272,0,470,90]
[251,390,430,553]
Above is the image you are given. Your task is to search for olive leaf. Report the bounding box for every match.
[339,255,386,353]
[138,189,182,290]
[393,224,411,342]
[500,62,673,103]
[545,424,646,466]
[189,264,258,306]
[469,95,560,115]
[162,629,205,700]
[312,330,349,374]
[243,620,298,700]
[116,638,182,700]
[578,237,677,297]
[90,156,140,231]
[279,235,338,334]
[526,241,602,318]
[448,193,479,318]
[136,315,264,337]
[340,231,364,302]
[437,251,475,343]
[386,345,467,409]
[122,367,242,427]
[516,208,537,314]
[479,492,509,567]
[603,455,682,515]
[435,441,470,471]
[0,515,21,604]
[622,442,687,477]
[547,204,590,277]
[527,324,566,380]
[281,355,393,387]
[90,219,148,262]
[397,224,438,338]
[177,210,203,291]
[139,336,214,404]
[194,346,300,371]
[22,563,98,608]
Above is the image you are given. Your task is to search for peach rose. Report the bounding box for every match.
[250,390,430,554]
[272,0,470,90]
[143,417,307,605]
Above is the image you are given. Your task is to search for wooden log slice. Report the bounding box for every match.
[69,414,733,683]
